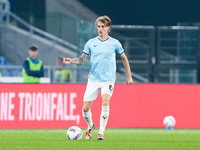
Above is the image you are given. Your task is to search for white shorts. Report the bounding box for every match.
[83,81,115,101]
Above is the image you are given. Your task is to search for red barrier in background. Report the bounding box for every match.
[0,84,200,129]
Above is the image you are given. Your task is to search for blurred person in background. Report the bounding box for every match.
[55,57,72,83]
[63,15,133,140]
[22,45,44,83]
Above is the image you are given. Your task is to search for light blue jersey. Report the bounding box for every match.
[83,36,124,82]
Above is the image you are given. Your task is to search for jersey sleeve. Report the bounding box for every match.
[83,40,90,55]
[115,40,124,54]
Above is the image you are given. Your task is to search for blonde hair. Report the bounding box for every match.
[96,15,111,26]
[95,15,111,33]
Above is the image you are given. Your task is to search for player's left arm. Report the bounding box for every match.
[120,52,134,85]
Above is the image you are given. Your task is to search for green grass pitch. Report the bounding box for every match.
[0,128,200,150]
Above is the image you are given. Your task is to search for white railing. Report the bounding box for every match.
[0,0,77,51]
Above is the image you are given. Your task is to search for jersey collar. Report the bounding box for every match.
[98,36,109,42]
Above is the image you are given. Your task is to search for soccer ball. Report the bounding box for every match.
[66,126,82,140]
[163,116,176,127]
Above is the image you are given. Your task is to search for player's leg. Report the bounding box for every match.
[83,81,100,140]
[83,101,96,140]
[82,101,94,129]
[98,94,111,140]
[98,81,114,140]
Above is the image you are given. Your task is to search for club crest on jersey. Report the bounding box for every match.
[107,44,112,47]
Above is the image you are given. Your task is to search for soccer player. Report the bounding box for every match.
[63,15,133,140]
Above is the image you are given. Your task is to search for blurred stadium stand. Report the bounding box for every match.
[0,0,200,84]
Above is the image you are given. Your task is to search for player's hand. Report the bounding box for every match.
[63,58,71,64]
[126,76,133,85]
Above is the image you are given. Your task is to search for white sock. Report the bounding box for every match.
[82,109,93,129]
[99,105,109,135]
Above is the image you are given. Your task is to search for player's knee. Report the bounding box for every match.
[82,107,90,112]
[102,94,111,106]
[102,99,109,106]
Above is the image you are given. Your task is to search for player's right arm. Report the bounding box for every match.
[63,53,88,65]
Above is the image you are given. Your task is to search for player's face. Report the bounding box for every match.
[29,50,38,59]
[96,21,110,38]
